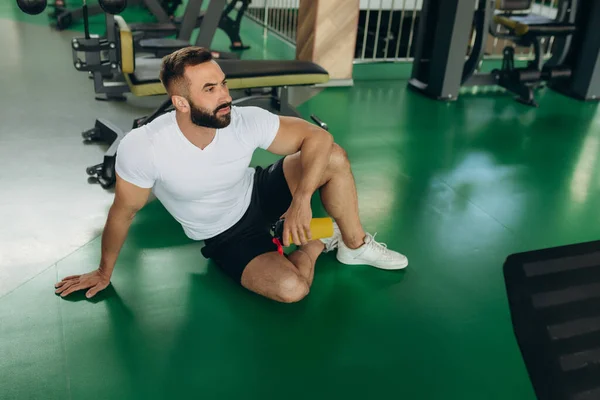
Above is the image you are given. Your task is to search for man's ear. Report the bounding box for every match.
[171,95,189,112]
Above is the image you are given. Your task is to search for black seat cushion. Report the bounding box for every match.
[129,57,329,86]
[128,22,178,33]
[496,0,532,11]
[129,57,162,85]
[216,59,329,79]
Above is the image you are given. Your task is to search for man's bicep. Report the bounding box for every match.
[114,129,157,189]
[113,173,152,215]
[266,116,311,155]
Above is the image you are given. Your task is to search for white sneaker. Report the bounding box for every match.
[336,232,408,270]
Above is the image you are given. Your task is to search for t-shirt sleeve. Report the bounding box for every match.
[237,106,281,150]
[115,129,157,188]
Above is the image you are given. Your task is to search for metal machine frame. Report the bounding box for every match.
[407,0,599,106]
[548,1,600,101]
[130,0,251,54]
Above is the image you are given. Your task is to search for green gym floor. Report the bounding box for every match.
[3,2,600,399]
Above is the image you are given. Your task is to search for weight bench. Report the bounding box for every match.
[82,15,330,188]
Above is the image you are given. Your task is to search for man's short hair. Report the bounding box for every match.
[159,47,214,96]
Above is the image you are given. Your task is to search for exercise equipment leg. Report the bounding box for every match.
[82,119,125,189]
[407,0,476,101]
[548,1,600,101]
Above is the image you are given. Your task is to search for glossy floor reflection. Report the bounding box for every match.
[4,4,600,400]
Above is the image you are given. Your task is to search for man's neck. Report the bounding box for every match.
[175,112,216,150]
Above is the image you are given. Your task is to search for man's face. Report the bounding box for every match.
[183,61,233,129]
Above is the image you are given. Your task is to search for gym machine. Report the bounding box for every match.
[130,0,251,54]
[70,0,247,100]
[48,0,180,30]
[47,0,249,55]
[407,0,600,107]
[132,0,229,57]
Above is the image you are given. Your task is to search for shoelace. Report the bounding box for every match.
[368,233,391,254]
[324,236,339,250]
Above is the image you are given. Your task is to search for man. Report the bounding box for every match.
[55,47,408,303]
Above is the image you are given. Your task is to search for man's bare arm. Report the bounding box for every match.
[267,116,334,199]
[55,174,151,298]
[99,174,152,276]
[266,116,333,245]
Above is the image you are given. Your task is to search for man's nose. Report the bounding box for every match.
[220,86,232,102]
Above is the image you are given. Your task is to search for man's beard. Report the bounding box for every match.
[189,100,232,129]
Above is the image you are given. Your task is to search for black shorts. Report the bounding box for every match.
[200,157,293,283]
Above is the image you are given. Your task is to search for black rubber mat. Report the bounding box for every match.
[504,240,600,400]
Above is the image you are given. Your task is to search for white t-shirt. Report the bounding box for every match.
[115,105,281,240]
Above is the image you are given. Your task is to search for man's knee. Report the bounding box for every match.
[277,274,309,303]
[328,143,350,173]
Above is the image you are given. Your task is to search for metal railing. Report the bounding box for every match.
[355,0,559,62]
[245,0,298,45]
[355,0,422,62]
[243,0,560,62]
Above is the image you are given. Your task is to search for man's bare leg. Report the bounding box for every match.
[282,142,409,270]
[286,240,324,286]
[283,143,366,249]
[240,240,324,302]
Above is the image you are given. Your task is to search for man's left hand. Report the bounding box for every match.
[281,197,313,246]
